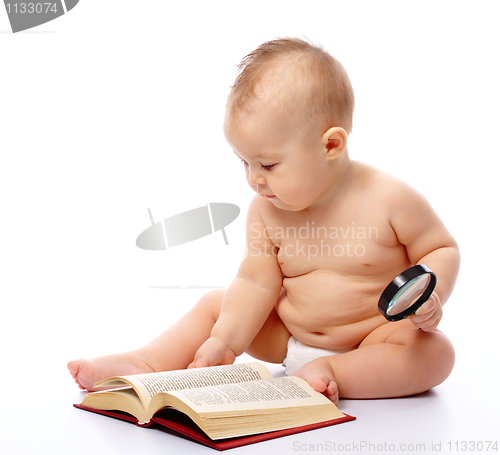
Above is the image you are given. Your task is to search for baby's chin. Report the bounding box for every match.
[272,198,310,212]
[263,196,288,208]
[256,192,308,211]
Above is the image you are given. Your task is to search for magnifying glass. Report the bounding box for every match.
[378,265,437,321]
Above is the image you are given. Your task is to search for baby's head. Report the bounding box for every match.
[224,38,355,211]
[226,37,355,138]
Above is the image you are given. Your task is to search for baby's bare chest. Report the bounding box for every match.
[267,208,404,278]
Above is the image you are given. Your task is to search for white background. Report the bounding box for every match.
[1,1,499,454]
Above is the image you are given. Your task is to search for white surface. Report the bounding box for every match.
[1,1,499,453]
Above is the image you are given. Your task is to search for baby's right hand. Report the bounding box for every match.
[188,337,236,369]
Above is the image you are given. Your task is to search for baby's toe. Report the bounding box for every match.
[312,377,338,404]
[311,375,330,394]
[325,381,339,405]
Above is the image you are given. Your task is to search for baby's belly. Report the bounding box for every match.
[277,270,389,349]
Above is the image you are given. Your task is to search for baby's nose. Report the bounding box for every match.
[248,166,266,186]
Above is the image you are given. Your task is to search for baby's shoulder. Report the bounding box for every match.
[353,161,432,222]
[353,161,420,201]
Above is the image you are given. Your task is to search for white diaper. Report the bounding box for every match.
[282,336,353,375]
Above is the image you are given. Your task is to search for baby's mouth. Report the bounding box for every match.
[258,192,276,199]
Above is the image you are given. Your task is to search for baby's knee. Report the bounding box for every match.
[388,328,455,387]
[428,331,455,382]
[409,330,455,387]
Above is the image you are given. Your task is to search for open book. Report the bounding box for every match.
[75,362,355,449]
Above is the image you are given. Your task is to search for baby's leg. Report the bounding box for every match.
[68,289,226,391]
[292,319,454,401]
[68,289,291,391]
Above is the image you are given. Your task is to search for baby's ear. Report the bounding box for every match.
[322,127,347,160]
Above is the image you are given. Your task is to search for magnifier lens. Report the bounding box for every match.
[378,265,437,321]
[386,274,431,316]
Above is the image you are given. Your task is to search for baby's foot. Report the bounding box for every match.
[290,357,339,405]
[67,351,155,391]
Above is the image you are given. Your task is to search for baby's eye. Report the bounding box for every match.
[261,163,276,171]
[240,159,248,166]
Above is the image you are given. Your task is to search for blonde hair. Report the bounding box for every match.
[228,37,355,135]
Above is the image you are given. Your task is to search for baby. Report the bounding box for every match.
[68,38,459,405]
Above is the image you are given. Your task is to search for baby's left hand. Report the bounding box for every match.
[408,292,442,331]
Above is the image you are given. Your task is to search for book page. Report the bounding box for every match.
[95,363,272,410]
[134,363,271,398]
[169,376,338,413]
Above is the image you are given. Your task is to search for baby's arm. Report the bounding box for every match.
[189,197,283,368]
[389,179,460,331]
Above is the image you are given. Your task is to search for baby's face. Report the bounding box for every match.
[224,107,338,211]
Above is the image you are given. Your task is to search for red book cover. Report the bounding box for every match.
[74,404,356,451]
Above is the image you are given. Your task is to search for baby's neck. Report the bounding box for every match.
[332,150,352,190]
[310,151,353,209]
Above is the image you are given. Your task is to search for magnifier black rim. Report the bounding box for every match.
[378,265,437,322]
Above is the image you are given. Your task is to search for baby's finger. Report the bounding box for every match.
[417,312,441,331]
[410,311,431,326]
[410,309,435,327]
[415,296,436,316]
[411,302,442,331]
[411,308,434,325]
[188,357,208,369]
